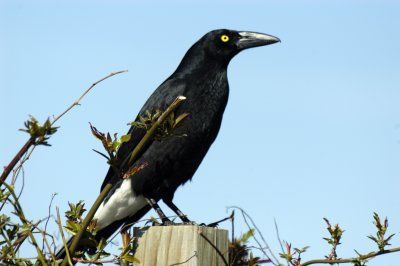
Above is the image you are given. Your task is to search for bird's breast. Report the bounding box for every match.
[183,95,228,142]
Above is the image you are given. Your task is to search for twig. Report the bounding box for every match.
[42,193,57,253]
[60,95,187,266]
[227,206,279,265]
[51,70,128,125]
[12,220,41,254]
[11,145,37,188]
[41,229,59,266]
[0,146,37,213]
[16,165,25,198]
[231,210,235,252]
[1,230,17,260]
[0,70,128,186]
[0,137,35,184]
[2,182,47,265]
[0,70,129,254]
[199,231,228,266]
[56,207,73,266]
[274,217,288,266]
[300,247,400,266]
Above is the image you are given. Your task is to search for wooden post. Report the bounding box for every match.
[132,225,229,266]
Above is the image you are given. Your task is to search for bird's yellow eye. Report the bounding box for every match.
[220,34,230,43]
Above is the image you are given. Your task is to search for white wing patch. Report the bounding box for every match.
[93,178,147,230]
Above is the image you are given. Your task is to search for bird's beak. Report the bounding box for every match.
[237,31,280,50]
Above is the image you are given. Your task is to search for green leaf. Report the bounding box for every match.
[294,245,310,254]
[279,253,290,259]
[64,220,80,235]
[240,228,255,243]
[19,115,59,145]
[386,233,395,243]
[65,200,86,221]
[173,113,189,128]
[120,134,131,143]
[17,224,31,238]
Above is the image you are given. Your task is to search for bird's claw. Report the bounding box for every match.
[182,220,197,226]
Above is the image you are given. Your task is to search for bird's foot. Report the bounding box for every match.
[194,222,218,227]
[174,221,220,227]
[181,220,197,226]
[184,221,218,227]
[161,221,219,227]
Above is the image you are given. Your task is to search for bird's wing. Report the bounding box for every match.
[100,78,187,191]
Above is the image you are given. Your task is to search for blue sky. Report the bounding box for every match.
[1,1,400,265]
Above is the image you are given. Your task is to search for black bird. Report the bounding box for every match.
[57,29,279,260]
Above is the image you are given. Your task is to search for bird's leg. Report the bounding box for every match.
[145,198,173,225]
[163,199,192,224]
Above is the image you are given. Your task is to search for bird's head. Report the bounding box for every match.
[200,29,280,62]
[175,29,280,74]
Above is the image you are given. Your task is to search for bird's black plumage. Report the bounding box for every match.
[56,29,279,261]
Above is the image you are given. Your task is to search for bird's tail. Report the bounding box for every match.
[53,217,139,264]
[54,205,152,263]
